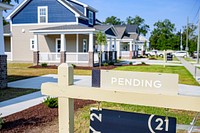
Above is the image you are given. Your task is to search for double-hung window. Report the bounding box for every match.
[38,6,48,23]
[88,11,93,25]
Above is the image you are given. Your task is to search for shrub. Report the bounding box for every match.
[0,114,4,129]
[43,96,58,108]
[129,62,133,65]
[108,61,114,65]
[103,63,109,66]
[141,62,146,65]
[41,63,48,67]
[71,64,76,68]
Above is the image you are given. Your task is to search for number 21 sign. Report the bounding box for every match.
[90,108,176,133]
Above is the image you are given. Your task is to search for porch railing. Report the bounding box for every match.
[5,52,11,60]
[66,52,89,64]
[121,51,130,58]
[39,52,60,63]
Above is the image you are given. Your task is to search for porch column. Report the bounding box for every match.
[129,41,133,59]
[116,41,120,59]
[60,34,66,63]
[114,38,117,62]
[107,37,112,62]
[88,33,94,67]
[0,9,7,89]
[33,34,39,65]
[133,42,136,58]
[0,3,13,89]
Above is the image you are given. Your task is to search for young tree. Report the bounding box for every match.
[96,31,107,67]
[3,17,8,25]
[103,16,123,25]
[126,15,150,36]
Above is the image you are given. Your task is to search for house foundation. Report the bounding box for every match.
[33,51,39,65]
[88,52,94,67]
[0,55,7,89]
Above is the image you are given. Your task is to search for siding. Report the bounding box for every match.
[12,0,76,24]
[78,18,88,25]
[105,29,115,36]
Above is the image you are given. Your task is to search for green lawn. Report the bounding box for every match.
[0,88,38,102]
[74,65,200,132]
[4,63,200,131]
[115,65,199,86]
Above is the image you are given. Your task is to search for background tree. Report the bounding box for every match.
[3,17,8,25]
[96,31,107,67]
[149,19,176,50]
[1,0,18,4]
[103,16,123,25]
[126,15,150,36]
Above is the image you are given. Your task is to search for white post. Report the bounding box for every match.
[89,33,93,52]
[114,38,116,51]
[116,41,120,59]
[58,64,74,133]
[0,10,5,55]
[129,41,133,51]
[34,34,39,51]
[61,34,66,52]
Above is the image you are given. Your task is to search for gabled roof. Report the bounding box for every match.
[114,25,138,40]
[94,25,118,37]
[6,0,87,20]
[67,0,98,12]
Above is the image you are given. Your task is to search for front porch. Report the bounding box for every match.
[31,25,118,67]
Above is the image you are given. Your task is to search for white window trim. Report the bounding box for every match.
[38,6,48,24]
[83,39,88,52]
[30,39,35,50]
[88,10,93,25]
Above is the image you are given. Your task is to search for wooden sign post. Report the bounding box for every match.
[42,63,200,133]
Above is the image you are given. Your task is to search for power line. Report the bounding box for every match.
[192,4,200,23]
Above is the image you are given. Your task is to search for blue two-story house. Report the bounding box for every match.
[4,0,118,66]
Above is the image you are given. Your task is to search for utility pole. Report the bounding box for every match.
[197,13,200,64]
[186,17,189,51]
[180,30,183,51]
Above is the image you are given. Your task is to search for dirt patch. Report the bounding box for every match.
[29,65,58,69]
[1,99,95,133]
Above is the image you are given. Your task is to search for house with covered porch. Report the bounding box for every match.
[4,0,118,67]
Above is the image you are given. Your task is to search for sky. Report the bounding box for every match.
[3,0,200,37]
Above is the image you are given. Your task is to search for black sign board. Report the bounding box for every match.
[90,108,176,133]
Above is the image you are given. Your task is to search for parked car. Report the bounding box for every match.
[172,51,187,58]
[146,50,163,57]
[192,51,200,58]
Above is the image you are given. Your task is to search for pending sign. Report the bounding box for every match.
[90,108,176,133]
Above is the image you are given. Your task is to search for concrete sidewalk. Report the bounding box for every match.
[178,57,200,82]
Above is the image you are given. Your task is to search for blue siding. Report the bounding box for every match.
[67,0,84,14]
[87,9,95,26]
[78,18,88,25]
[12,0,76,24]
[105,29,115,36]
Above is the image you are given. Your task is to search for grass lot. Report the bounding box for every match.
[7,63,91,82]
[115,65,199,86]
[0,88,38,102]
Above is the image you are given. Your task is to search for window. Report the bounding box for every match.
[88,11,93,25]
[30,39,35,50]
[56,39,61,53]
[38,6,48,23]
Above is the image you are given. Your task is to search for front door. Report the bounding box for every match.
[83,39,87,52]
[56,39,61,59]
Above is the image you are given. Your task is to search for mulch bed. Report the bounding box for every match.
[29,65,117,70]
[1,100,95,133]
